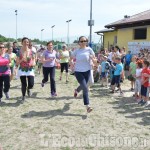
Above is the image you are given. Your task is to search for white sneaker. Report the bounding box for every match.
[145,101,150,107]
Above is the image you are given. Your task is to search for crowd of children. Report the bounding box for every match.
[93,46,150,107]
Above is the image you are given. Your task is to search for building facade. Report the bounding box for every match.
[95,9,150,52]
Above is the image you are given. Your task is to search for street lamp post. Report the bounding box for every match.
[41,29,44,42]
[88,0,94,48]
[66,19,72,46]
[15,10,18,41]
[51,25,55,41]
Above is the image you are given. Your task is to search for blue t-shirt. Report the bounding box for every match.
[72,47,95,72]
[125,54,132,62]
[114,63,123,75]
[101,61,110,72]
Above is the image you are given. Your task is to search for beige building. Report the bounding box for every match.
[95,9,150,52]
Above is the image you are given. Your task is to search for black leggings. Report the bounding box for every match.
[60,63,69,73]
[20,76,34,96]
[0,75,10,98]
[42,66,56,94]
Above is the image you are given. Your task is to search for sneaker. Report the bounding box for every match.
[22,96,25,101]
[21,96,25,103]
[27,89,32,97]
[4,92,9,99]
[41,83,44,87]
[138,99,144,105]
[141,100,147,106]
[51,92,57,97]
[87,107,93,113]
[74,89,78,98]
[131,88,134,91]
[144,101,150,107]
[115,88,120,92]
[120,92,124,96]
[110,90,115,94]
[70,72,75,75]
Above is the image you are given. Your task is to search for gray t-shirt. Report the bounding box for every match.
[72,47,95,72]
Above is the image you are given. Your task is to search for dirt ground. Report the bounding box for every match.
[0,70,150,150]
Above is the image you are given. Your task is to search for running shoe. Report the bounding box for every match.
[41,83,44,87]
[27,89,32,97]
[144,101,150,107]
[74,89,78,98]
[141,101,147,106]
[4,92,9,100]
[87,107,93,113]
[138,99,144,105]
[51,92,57,97]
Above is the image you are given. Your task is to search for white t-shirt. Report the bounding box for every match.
[136,68,142,78]
[108,52,113,61]
[32,47,37,53]
[97,65,101,73]
[72,47,95,72]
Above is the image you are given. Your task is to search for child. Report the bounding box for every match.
[100,56,110,87]
[134,60,143,101]
[138,60,150,106]
[110,57,123,95]
[129,56,136,91]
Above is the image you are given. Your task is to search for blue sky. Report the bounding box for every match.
[0,0,149,43]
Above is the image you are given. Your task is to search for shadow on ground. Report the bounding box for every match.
[21,102,87,120]
[0,97,23,107]
[91,82,150,126]
[108,96,150,126]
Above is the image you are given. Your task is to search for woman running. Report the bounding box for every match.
[72,36,95,113]
[16,37,36,102]
[41,41,57,97]
[0,43,10,102]
[59,44,70,83]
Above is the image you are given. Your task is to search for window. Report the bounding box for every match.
[134,28,147,39]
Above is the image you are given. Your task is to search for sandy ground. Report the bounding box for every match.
[0,70,150,150]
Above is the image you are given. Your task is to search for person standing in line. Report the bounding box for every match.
[72,36,95,113]
[125,50,132,71]
[0,43,11,102]
[7,46,16,81]
[138,60,150,106]
[12,41,20,54]
[41,41,57,97]
[37,48,44,74]
[12,42,20,78]
[110,57,124,95]
[100,56,110,87]
[129,56,136,91]
[16,37,36,102]
[59,44,70,83]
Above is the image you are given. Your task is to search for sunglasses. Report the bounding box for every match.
[79,40,87,43]
[0,46,5,49]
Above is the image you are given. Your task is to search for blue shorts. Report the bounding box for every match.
[101,72,108,78]
[141,85,149,97]
[111,75,121,86]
